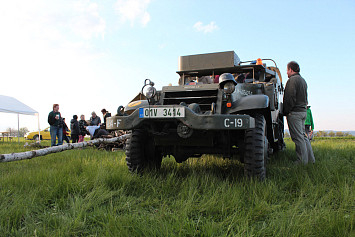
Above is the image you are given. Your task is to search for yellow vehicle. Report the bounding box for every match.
[25,127,71,140]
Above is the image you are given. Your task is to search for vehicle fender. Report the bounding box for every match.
[124,100,149,115]
[228,94,269,113]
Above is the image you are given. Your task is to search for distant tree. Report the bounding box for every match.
[335,131,344,137]
[315,131,327,137]
[328,131,335,137]
[19,127,29,137]
[344,132,351,137]
[5,127,29,137]
[5,127,15,136]
[285,132,290,138]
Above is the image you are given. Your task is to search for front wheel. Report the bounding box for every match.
[244,114,267,180]
[125,130,162,173]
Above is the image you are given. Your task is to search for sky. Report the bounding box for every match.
[0,0,354,132]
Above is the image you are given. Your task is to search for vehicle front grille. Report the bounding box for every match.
[163,89,219,112]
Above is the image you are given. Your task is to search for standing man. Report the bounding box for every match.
[48,104,63,146]
[90,111,101,126]
[283,61,315,164]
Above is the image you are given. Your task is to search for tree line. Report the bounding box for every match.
[285,130,353,138]
[4,127,29,137]
[314,131,352,137]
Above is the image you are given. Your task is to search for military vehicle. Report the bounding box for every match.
[107,51,285,180]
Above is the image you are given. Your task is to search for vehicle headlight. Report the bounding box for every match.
[223,82,235,94]
[143,85,156,99]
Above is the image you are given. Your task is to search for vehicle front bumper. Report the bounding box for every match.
[106,105,255,130]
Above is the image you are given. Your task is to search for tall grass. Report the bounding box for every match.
[0,138,354,236]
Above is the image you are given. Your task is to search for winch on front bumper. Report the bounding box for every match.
[106,105,255,131]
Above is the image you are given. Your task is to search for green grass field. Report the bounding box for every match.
[0,138,354,236]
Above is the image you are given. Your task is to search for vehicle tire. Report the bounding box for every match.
[33,135,39,141]
[244,114,267,180]
[173,147,190,163]
[125,130,162,173]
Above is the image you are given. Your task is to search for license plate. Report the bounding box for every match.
[139,107,185,118]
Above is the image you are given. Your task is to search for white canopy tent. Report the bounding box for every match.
[0,95,40,143]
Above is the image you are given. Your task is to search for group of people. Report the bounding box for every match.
[48,105,112,147]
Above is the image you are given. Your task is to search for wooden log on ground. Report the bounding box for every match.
[0,134,130,163]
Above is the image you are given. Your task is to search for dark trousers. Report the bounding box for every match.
[92,129,109,139]
[71,134,79,143]
[63,135,70,143]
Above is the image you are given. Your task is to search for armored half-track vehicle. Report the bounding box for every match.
[107,51,285,180]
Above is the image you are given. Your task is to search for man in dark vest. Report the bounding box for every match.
[283,61,315,164]
[90,111,101,126]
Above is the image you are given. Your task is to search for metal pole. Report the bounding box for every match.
[17,113,20,143]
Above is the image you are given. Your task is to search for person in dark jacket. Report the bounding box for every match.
[78,114,88,142]
[92,128,110,139]
[90,111,101,126]
[101,108,111,129]
[283,61,315,165]
[62,118,70,143]
[48,104,63,146]
[70,115,80,143]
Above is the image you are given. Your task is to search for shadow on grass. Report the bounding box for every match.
[137,147,324,184]
[159,156,246,182]
[136,154,293,184]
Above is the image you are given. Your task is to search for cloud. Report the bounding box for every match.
[70,0,106,39]
[193,21,218,33]
[115,0,151,26]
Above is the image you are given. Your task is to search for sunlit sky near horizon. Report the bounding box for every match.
[1,0,354,132]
